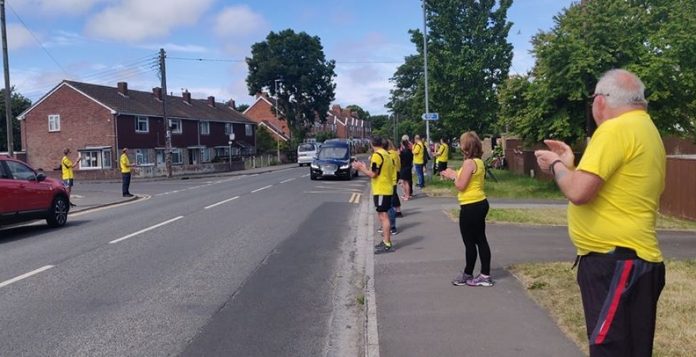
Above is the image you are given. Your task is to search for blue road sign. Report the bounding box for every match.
[421,112,439,121]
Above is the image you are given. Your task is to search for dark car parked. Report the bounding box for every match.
[0,155,70,228]
[310,141,358,180]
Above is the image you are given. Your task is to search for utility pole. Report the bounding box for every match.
[1,0,13,156]
[274,79,282,163]
[159,48,172,177]
[422,0,431,153]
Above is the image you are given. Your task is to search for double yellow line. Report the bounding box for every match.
[349,192,362,204]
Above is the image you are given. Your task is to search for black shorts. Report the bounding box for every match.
[437,162,448,172]
[373,195,392,212]
[399,167,412,182]
[577,247,665,356]
[63,179,74,188]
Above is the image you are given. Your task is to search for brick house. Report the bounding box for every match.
[18,80,256,178]
[243,92,290,142]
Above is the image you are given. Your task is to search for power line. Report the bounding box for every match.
[7,3,69,76]
[168,56,403,64]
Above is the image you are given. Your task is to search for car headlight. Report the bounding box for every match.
[311,163,319,169]
[340,164,350,169]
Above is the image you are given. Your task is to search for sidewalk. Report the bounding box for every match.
[367,194,584,357]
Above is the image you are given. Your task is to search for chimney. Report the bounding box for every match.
[152,87,162,101]
[227,99,236,110]
[207,96,215,107]
[255,91,263,99]
[182,90,191,104]
[117,82,128,96]
[331,104,341,113]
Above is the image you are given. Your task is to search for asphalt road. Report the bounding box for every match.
[0,167,367,356]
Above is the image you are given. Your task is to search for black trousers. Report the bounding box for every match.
[577,248,665,357]
[122,172,131,195]
[458,199,490,275]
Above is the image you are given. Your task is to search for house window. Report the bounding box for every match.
[135,149,153,166]
[136,116,149,133]
[79,148,112,169]
[200,121,210,135]
[225,123,233,135]
[171,149,183,164]
[201,148,211,162]
[48,114,60,132]
[169,119,182,134]
[245,124,253,136]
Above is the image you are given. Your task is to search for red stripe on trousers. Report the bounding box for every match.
[595,260,634,344]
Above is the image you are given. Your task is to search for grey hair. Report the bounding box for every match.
[595,69,648,108]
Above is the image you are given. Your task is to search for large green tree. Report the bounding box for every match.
[505,0,696,143]
[387,1,513,140]
[0,88,32,152]
[246,29,336,140]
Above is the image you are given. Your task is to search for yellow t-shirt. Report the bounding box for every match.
[370,148,394,195]
[436,143,449,163]
[61,156,74,180]
[457,158,486,205]
[120,153,131,174]
[388,149,400,185]
[413,142,424,165]
[568,110,665,263]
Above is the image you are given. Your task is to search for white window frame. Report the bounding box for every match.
[171,148,183,164]
[200,121,210,135]
[245,124,253,136]
[136,116,149,133]
[200,148,211,163]
[79,148,112,170]
[48,114,61,132]
[225,123,233,135]
[169,119,182,134]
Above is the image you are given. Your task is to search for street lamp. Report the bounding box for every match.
[422,0,431,152]
[228,132,235,170]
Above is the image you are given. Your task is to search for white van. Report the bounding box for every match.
[297,143,319,166]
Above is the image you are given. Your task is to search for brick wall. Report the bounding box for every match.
[21,84,116,172]
[244,98,289,138]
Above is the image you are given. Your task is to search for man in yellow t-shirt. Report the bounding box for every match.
[535,69,665,356]
[435,137,449,176]
[352,136,395,253]
[61,148,81,207]
[412,135,425,188]
[120,148,134,197]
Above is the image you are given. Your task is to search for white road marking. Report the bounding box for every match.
[204,196,240,210]
[251,185,272,193]
[0,265,55,289]
[302,174,310,177]
[280,178,295,184]
[109,216,184,244]
[70,194,151,217]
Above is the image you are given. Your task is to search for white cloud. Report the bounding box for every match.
[85,0,214,42]
[214,5,268,38]
[8,24,35,50]
[11,0,106,15]
[44,31,85,48]
[334,63,397,116]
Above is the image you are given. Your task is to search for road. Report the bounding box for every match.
[0,166,368,356]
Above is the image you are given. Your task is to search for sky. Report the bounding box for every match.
[4,0,576,116]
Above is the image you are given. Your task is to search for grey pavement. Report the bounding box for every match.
[367,192,696,357]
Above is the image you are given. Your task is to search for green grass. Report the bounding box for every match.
[425,168,564,200]
[510,260,696,356]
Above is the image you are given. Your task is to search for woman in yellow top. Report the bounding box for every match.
[441,131,493,287]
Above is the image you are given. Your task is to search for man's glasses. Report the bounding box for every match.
[589,93,610,99]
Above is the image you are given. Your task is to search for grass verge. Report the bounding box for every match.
[424,169,564,200]
[509,259,696,357]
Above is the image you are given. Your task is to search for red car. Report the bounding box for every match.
[0,155,70,228]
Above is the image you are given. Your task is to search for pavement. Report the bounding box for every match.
[365,192,696,357]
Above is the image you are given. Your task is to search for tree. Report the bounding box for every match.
[255,126,278,154]
[510,0,696,143]
[314,130,336,143]
[246,29,336,141]
[236,104,250,112]
[0,88,32,152]
[346,104,370,121]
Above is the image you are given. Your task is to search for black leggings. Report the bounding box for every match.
[458,199,491,275]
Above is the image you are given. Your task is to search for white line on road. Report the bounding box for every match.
[280,178,295,184]
[204,196,240,210]
[302,174,310,177]
[251,185,272,193]
[0,265,55,289]
[109,216,184,244]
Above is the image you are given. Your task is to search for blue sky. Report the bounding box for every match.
[5,0,575,115]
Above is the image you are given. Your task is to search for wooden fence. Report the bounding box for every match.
[660,156,696,220]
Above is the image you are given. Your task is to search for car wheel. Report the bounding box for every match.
[310,174,317,180]
[46,195,69,227]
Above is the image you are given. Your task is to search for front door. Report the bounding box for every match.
[188,149,199,165]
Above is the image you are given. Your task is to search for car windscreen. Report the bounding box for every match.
[318,146,349,160]
[298,144,316,152]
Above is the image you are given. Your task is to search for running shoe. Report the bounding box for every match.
[390,228,398,235]
[374,241,393,254]
[452,272,473,286]
[466,274,494,287]
[395,212,404,218]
